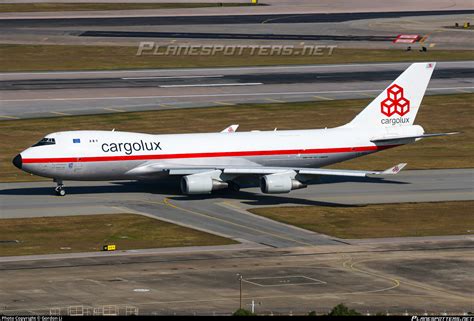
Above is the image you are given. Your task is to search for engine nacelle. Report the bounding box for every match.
[260,174,307,194]
[181,175,228,195]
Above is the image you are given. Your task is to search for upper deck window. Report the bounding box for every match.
[32,137,56,147]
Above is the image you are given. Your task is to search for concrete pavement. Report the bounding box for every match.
[0,241,472,315]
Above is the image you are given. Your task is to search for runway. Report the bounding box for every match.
[1,169,473,248]
[3,64,471,90]
[1,61,472,119]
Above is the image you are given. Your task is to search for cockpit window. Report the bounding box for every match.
[32,137,56,147]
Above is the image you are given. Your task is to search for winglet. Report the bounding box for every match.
[382,163,407,175]
[221,124,239,133]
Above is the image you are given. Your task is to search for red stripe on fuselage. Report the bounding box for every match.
[22,145,398,164]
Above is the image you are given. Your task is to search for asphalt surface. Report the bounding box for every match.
[2,66,471,90]
[3,0,472,19]
[2,10,473,27]
[1,169,473,248]
[1,8,472,49]
[1,61,472,119]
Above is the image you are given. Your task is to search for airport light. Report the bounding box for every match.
[248,300,261,314]
[236,273,243,309]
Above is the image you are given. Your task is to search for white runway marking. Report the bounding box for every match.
[103,107,125,113]
[158,82,262,88]
[243,275,327,287]
[49,111,71,116]
[121,75,223,80]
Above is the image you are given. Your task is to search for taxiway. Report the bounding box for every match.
[1,168,473,248]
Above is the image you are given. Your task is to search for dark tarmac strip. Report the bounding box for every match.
[1,67,471,90]
[1,10,473,27]
[80,30,397,42]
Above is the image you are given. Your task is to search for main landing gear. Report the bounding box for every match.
[54,179,66,196]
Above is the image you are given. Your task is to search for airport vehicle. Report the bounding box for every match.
[12,62,456,196]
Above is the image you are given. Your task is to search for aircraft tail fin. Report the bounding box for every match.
[344,62,435,128]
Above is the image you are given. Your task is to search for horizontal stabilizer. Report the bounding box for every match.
[371,132,460,143]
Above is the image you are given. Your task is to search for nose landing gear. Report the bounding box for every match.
[54,179,66,196]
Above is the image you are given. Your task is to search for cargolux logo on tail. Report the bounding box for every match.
[380,84,411,126]
[381,84,410,117]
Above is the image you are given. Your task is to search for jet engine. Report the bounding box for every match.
[181,174,228,194]
[260,173,307,194]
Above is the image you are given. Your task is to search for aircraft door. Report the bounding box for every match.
[68,159,83,173]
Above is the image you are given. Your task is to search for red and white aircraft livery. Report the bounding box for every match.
[13,62,457,196]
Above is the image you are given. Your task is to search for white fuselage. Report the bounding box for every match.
[18,126,414,181]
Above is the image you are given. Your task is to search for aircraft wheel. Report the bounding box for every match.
[55,186,66,196]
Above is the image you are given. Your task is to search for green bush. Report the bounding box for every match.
[232,308,255,316]
[328,303,361,316]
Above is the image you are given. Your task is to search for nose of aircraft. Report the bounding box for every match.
[12,154,22,169]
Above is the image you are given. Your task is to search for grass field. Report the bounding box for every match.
[1,44,473,72]
[249,201,474,239]
[0,214,236,256]
[0,2,260,13]
[3,93,473,182]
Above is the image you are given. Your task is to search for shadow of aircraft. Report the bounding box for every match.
[168,189,362,208]
[0,178,182,196]
[0,175,407,201]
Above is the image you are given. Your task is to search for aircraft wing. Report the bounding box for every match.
[221,163,407,177]
[128,163,407,178]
